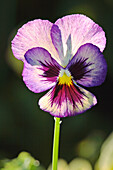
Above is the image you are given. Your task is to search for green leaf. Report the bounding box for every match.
[1,152,45,170]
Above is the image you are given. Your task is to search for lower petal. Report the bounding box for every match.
[38,81,97,117]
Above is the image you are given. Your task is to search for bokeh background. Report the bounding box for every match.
[0,0,113,169]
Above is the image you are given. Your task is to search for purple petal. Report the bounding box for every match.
[22,47,61,93]
[55,14,106,64]
[51,24,64,62]
[39,81,97,117]
[11,19,60,63]
[67,43,107,87]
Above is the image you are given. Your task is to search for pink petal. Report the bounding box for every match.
[22,47,61,93]
[51,24,64,62]
[67,43,107,87]
[11,19,60,63]
[38,81,97,117]
[55,14,106,66]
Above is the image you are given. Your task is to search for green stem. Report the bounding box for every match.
[52,117,61,170]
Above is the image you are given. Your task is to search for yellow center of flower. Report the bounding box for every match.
[58,72,73,86]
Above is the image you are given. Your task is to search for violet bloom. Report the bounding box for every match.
[11,14,107,117]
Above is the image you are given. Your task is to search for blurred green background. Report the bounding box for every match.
[0,0,113,169]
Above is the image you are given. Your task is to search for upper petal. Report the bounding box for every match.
[55,14,106,65]
[67,43,107,87]
[11,19,60,63]
[51,24,64,63]
[22,47,61,93]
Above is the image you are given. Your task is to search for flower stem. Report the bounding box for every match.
[52,117,61,170]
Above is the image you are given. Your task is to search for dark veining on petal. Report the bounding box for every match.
[52,82,63,106]
[69,57,94,81]
[38,60,60,82]
[69,84,83,108]
[51,81,85,109]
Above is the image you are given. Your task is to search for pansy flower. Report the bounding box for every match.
[11,14,107,117]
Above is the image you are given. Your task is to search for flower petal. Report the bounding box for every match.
[22,47,61,93]
[55,14,106,66]
[51,24,64,63]
[11,19,60,63]
[67,43,107,87]
[38,81,97,117]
